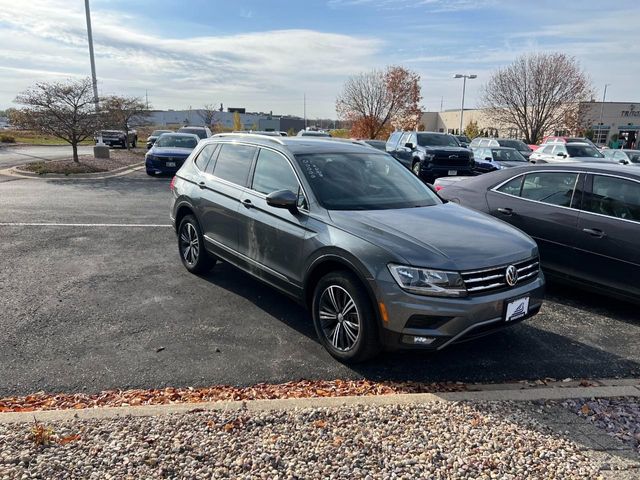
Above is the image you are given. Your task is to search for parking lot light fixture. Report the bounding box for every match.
[454,74,477,134]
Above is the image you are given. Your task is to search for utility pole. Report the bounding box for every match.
[454,74,477,135]
[145,90,149,109]
[84,0,99,113]
[440,96,443,112]
[597,84,611,145]
[303,93,307,130]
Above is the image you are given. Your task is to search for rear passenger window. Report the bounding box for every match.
[386,132,401,151]
[520,172,578,207]
[213,144,257,186]
[252,149,300,195]
[497,175,523,196]
[583,176,640,221]
[194,144,217,171]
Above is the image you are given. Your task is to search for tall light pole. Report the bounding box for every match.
[84,0,99,112]
[454,74,477,135]
[597,83,611,145]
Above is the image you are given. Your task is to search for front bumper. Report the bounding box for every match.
[419,162,474,181]
[374,272,545,350]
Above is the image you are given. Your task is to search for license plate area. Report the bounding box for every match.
[504,296,530,322]
[448,170,457,176]
[166,161,176,167]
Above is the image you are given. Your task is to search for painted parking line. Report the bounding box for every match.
[0,222,172,227]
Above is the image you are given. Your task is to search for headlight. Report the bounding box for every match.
[146,154,156,161]
[388,264,466,297]
[423,153,434,162]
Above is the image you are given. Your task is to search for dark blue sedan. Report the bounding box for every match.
[145,133,200,175]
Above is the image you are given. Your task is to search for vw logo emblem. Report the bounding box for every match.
[505,265,518,287]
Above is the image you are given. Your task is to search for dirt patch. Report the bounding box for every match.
[16,148,145,175]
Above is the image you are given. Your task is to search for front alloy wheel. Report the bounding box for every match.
[312,271,380,362]
[412,161,421,176]
[319,285,361,352]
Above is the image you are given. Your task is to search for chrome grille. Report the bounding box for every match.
[460,257,539,294]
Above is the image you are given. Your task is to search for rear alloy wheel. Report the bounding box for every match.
[412,160,421,176]
[312,271,380,362]
[177,215,215,274]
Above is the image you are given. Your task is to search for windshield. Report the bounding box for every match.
[491,149,527,162]
[566,145,604,158]
[417,133,459,147]
[152,130,172,136]
[301,131,331,137]
[179,128,206,139]
[456,136,470,143]
[154,135,198,149]
[499,139,530,152]
[295,152,441,210]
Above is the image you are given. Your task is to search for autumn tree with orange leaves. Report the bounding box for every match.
[336,66,422,140]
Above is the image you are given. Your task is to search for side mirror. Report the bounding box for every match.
[266,189,298,213]
[484,157,492,161]
[405,142,414,149]
[557,152,567,157]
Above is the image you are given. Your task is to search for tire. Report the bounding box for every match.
[177,215,216,274]
[412,160,421,176]
[312,271,380,362]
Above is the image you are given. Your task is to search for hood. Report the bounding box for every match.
[329,203,536,271]
[149,147,193,157]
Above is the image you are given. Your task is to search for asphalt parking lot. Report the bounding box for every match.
[1,170,639,397]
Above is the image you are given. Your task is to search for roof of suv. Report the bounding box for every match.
[210,133,378,155]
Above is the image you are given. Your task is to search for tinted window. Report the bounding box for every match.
[252,149,299,195]
[417,133,459,147]
[497,175,524,196]
[194,144,217,171]
[566,145,604,158]
[520,172,578,207]
[295,152,440,210]
[212,144,256,186]
[491,149,527,162]
[498,140,530,152]
[179,127,206,139]
[154,134,198,149]
[541,145,555,154]
[583,175,640,221]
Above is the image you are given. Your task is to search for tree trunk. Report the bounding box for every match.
[72,143,79,163]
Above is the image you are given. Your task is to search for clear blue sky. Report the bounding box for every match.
[1,0,638,118]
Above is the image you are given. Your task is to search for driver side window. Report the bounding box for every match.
[252,149,307,208]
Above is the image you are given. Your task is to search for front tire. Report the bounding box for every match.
[178,215,215,274]
[412,160,421,176]
[312,271,380,362]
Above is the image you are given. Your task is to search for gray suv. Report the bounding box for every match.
[170,134,545,362]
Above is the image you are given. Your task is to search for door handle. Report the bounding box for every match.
[497,207,513,215]
[583,228,606,238]
[242,199,253,209]
[198,181,206,189]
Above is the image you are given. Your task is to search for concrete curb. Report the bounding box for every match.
[0,162,145,180]
[1,381,638,424]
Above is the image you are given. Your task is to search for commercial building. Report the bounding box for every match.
[421,101,640,146]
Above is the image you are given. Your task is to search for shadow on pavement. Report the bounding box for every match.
[202,262,640,384]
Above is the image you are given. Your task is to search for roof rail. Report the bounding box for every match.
[212,133,286,145]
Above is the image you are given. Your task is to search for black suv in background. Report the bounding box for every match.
[386,131,474,182]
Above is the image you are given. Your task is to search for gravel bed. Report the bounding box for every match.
[563,397,640,453]
[0,401,602,479]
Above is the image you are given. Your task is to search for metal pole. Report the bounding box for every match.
[459,76,467,135]
[84,0,99,112]
[303,93,307,130]
[597,84,609,145]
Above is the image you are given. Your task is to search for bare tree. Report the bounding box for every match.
[101,95,149,149]
[480,53,593,144]
[336,66,422,139]
[13,78,99,162]
[198,104,218,126]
